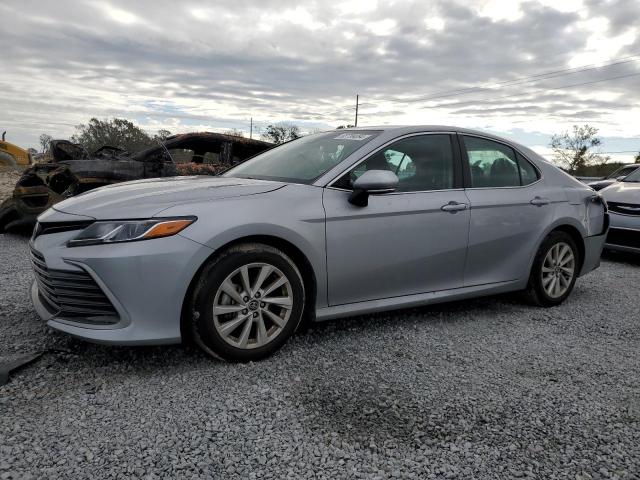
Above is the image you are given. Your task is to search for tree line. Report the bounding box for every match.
[550,124,640,177]
[36,118,639,177]
[37,118,303,156]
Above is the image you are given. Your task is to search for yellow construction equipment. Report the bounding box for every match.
[0,131,31,167]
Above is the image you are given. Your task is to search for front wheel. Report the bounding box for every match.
[524,231,579,307]
[189,243,305,362]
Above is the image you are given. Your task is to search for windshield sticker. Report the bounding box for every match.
[333,133,372,141]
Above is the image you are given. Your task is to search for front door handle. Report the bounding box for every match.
[441,201,468,212]
[530,196,550,206]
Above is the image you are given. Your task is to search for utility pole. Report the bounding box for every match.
[250,117,253,139]
[354,95,359,127]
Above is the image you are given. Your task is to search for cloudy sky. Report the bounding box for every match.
[1,0,639,161]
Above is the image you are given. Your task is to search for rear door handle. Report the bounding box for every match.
[441,201,468,212]
[530,196,550,206]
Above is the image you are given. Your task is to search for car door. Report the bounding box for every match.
[323,133,470,306]
[460,134,555,286]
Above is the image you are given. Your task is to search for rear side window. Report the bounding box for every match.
[463,136,538,188]
[517,152,539,185]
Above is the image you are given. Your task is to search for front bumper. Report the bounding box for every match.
[604,212,640,254]
[30,230,213,345]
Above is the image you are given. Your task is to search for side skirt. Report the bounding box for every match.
[315,279,526,322]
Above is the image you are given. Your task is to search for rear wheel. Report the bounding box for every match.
[189,243,305,362]
[524,231,579,307]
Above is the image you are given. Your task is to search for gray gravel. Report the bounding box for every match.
[1,233,639,479]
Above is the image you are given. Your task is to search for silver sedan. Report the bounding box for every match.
[30,126,608,361]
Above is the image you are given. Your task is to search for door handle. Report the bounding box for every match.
[530,196,550,206]
[441,201,468,212]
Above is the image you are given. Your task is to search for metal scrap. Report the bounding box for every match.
[0,132,273,232]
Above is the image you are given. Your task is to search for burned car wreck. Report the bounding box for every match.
[0,132,273,231]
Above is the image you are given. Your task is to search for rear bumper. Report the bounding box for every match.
[580,232,607,276]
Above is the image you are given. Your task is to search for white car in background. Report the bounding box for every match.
[601,167,640,253]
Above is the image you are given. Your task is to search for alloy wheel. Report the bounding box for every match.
[212,262,293,349]
[541,242,575,299]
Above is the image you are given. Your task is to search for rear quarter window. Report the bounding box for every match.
[516,152,540,185]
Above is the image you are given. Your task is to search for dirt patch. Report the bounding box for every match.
[0,166,22,204]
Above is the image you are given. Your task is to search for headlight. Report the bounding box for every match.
[67,217,196,247]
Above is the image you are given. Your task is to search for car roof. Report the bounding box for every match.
[335,125,519,142]
[311,124,555,186]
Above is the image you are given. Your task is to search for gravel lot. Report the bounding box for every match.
[0,167,23,204]
[1,233,639,479]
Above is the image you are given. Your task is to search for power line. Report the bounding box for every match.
[354,70,640,115]
[598,150,640,154]
[390,53,640,105]
[300,53,640,122]
[428,70,640,109]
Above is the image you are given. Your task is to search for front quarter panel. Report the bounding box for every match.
[165,184,329,308]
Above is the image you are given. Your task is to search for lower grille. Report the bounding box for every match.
[606,228,640,250]
[30,246,119,324]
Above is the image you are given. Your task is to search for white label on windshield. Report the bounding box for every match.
[333,133,372,141]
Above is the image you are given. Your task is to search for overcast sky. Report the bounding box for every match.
[1,0,639,161]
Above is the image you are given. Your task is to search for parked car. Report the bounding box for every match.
[0,133,273,231]
[29,126,608,361]
[600,167,640,253]
[587,164,640,191]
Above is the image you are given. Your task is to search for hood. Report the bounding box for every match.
[52,176,286,219]
[600,181,640,204]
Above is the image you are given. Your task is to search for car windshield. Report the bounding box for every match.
[623,167,640,182]
[223,131,381,183]
[607,166,634,179]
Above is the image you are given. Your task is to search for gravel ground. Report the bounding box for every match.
[1,233,639,479]
[0,168,22,204]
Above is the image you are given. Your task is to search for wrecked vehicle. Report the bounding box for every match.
[0,133,273,231]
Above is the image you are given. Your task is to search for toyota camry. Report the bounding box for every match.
[29,126,608,361]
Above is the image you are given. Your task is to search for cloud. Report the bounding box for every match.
[0,0,638,157]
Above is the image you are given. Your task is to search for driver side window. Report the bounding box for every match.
[334,134,454,192]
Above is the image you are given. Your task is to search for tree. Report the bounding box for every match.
[261,123,301,144]
[71,118,154,153]
[39,134,52,153]
[336,125,355,129]
[550,125,609,174]
[153,129,172,142]
[635,152,640,164]
[223,129,244,137]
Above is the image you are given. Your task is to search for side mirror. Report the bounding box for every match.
[616,176,626,181]
[348,170,399,207]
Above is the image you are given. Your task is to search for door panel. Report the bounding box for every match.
[459,135,555,286]
[463,187,555,286]
[323,189,470,306]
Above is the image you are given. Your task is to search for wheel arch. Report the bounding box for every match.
[549,224,585,271]
[180,234,318,345]
[529,221,586,278]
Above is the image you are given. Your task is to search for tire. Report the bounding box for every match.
[524,231,580,307]
[189,243,305,362]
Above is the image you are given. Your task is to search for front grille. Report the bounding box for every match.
[606,228,640,250]
[32,220,93,239]
[608,202,640,216]
[30,246,119,324]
